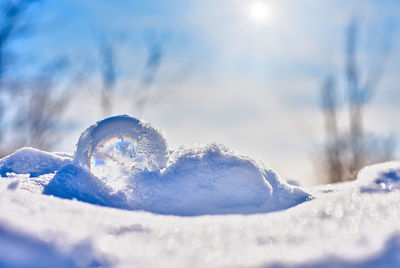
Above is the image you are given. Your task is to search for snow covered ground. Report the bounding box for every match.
[1,116,400,267]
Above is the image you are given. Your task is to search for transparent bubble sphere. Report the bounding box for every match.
[75,115,168,189]
[90,136,142,185]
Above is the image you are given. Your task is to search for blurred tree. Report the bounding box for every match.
[0,1,185,158]
[99,36,116,115]
[0,0,73,157]
[97,34,164,117]
[134,39,163,116]
[318,19,395,183]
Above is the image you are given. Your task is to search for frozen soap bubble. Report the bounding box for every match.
[74,115,168,189]
[90,136,139,184]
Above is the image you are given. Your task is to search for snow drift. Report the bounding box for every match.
[2,115,311,215]
[2,161,400,267]
[1,115,400,267]
[354,161,400,193]
[44,143,310,215]
[0,147,72,177]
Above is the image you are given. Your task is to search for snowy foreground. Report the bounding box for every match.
[1,117,400,268]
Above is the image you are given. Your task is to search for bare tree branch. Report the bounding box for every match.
[317,18,395,183]
[99,36,116,114]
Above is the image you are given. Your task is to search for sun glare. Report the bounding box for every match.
[248,1,271,25]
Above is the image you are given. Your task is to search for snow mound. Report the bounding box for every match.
[44,143,310,215]
[128,144,277,215]
[43,164,130,209]
[129,144,311,215]
[0,147,72,177]
[354,161,400,193]
[0,116,310,215]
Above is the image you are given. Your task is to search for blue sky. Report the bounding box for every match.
[20,0,400,184]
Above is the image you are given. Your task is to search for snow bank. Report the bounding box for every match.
[43,164,130,209]
[0,141,310,216]
[2,170,400,267]
[3,115,400,267]
[354,161,400,193]
[39,115,311,215]
[0,116,310,215]
[44,144,310,215]
[126,144,310,215]
[0,147,71,177]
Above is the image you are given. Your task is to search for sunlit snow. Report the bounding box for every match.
[1,116,400,267]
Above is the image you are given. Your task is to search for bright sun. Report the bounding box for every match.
[247,1,271,25]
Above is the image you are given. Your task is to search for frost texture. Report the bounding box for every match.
[0,147,72,177]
